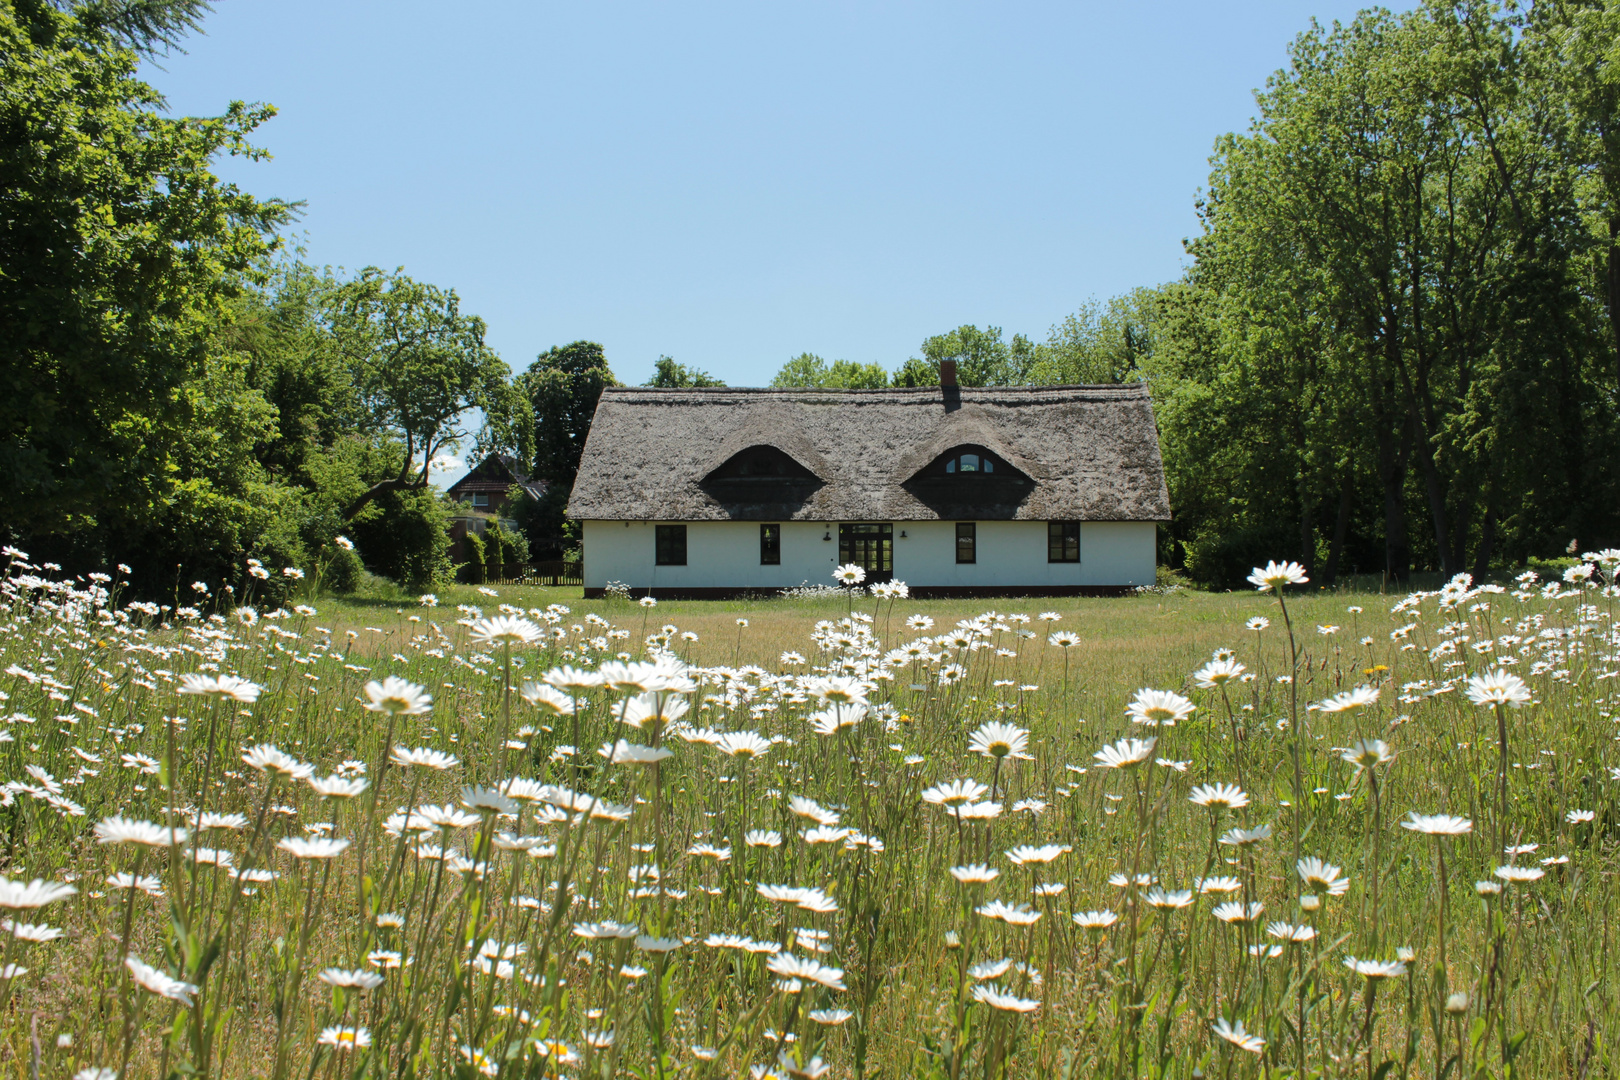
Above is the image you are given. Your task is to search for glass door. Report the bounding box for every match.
[838,523,893,583]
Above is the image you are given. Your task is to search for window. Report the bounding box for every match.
[944,452,993,474]
[760,523,781,565]
[655,524,687,566]
[1048,521,1080,563]
[471,491,490,508]
[956,522,976,564]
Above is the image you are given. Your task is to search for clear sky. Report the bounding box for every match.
[142,1,1383,391]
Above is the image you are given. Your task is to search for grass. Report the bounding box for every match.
[2,561,1617,1079]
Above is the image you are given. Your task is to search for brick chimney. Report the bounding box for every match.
[939,359,957,387]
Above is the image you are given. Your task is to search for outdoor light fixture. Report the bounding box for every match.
[823,530,832,541]
[900,530,907,538]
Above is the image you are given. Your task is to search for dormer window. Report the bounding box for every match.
[705,445,821,483]
[923,446,1010,478]
[944,452,994,474]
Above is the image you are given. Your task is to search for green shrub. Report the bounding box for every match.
[462,529,487,584]
[321,544,364,593]
[347,488,453,591]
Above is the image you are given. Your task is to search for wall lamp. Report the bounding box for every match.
[900,530,907,538]
[822,530,832,542]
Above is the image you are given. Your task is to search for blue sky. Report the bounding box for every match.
[144,1,1382,393]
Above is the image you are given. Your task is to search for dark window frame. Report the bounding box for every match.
[956,522,977,564]
[943,450,996,475]
[760,523,781,565]
[1048,521,1080,563]
[655,524,687,566]
[471,491,491,508]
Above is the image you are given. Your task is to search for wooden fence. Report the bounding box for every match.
[467,560,582,586]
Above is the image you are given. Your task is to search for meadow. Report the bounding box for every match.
[1,552,1616,1080]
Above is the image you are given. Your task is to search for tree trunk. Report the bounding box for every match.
[1324,469,1354,586]
[1378,415,1413,587]
[1472,489,1497,584]
[1410,410,1455,576]
[1609,220,1620,391]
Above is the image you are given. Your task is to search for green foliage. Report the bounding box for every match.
[0,0,290,546]
[896,326,1037,387]
[321,544,364,593]
[645,355,725,388]
[461,528,487,585]
[324,267,531,521]
[770,352,890,389]
[522,342,618,486]
[1024,291,1157,385]
[483,521,528,571]
[345,486,452,591]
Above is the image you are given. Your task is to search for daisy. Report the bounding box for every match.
[277,837,351,860]
[126,955,198,1005]
[1126,688,1195,727]
[1048,631,1082,648]
[317,1026,371,1051]
[1316,686,1380,713]
[1211,901,1264,923]
[309,774,368,800]
[0,878,76,909]
[597,740,674,765]
[319,968,384,989]
[1195,876,1243,894]
[1246,616,1270,631]
[1188,783,1248,809]
[94,816,186,847]
[241,744,315,780]
[1004,844,1069,866]
[787,795,840,826]
[975,900,1041,926]
[1341,739,1393,770]
[177,673,262,703]
[389,746,460,771]
[833,564,867,586]
[715,731,772,758]
[1192,657,1246,687]
[1296,857,1350,895]
[519,682,575,715]
[1248,560,1309,591]
[967,721,1030,760]
[971,984,1040,1013]
[542,666,605,694]
[1465,669,1531,707]
[950,864,1000,884]
[921,779,990,806]
[809,1008,853,1026]
[1266,921,1316,943]
[469,616,542,647]
[1344,957,1407,978]
[363,676,432,716]
[744,830,783,848]
[1212,1017,1265,1053]
[766,953,846,990]
[1093,737,1156,769]
[1401,813,1472,835]
[1219,824,1271,847]
[1494,865,1544,883]
[1071,910,1119,930]
[1566,809,1595,824]
[1145,888,1194,909]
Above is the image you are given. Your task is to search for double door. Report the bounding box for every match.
[838,523,893,583]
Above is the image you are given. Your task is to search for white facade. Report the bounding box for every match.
[582,519,1156,592]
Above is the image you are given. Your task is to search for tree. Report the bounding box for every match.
[517,341,618,559]
[646,355,725,387]
[893,326,1036,386]
[0,1,291,543]
[321,267,530,520]
[769,352,890,388]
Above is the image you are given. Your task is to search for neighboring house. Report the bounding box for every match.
[445,454,546,563]
[566,364,1171,598]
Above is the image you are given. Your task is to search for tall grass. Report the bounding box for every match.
[2,550,1617,1079]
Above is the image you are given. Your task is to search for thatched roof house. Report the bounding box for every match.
[568,376,1169,598]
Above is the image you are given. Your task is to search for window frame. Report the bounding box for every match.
[471,491,491,508]
[1048,521,1080,563]
[955,522,977,564]
[760,523,781,565]
[655,524,688,566]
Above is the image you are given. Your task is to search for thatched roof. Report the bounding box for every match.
[566,384,1171,522]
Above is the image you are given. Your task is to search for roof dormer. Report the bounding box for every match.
[704,444,821,483]
[912,445,1027,483]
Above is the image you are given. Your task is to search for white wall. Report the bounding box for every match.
[582,520,1156,590]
